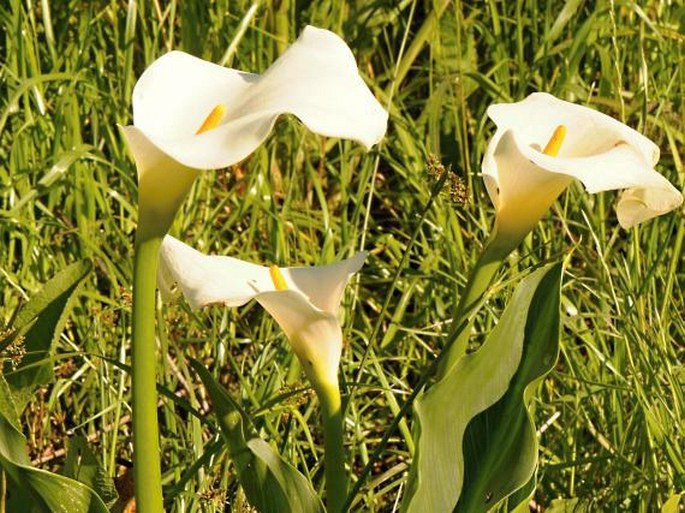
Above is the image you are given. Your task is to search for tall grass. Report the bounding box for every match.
[1,1,683,511]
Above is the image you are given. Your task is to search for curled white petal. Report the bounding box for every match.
[286,252,366,312]
[157,236,365,314]
[157,236,269,309]
[486,93,659,163]
[130,25,388,170]
[482,130,572,248]
[121,126,200,237]
[255,290,342,387]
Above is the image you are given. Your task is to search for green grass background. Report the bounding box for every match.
[1,0,683,511]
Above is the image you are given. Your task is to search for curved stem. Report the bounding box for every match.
[436,231,509,380]
[315,381,347,513]
[131,234,164,513]
[1,470,6,513]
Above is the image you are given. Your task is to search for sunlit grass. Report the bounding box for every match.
[1,1,683,511]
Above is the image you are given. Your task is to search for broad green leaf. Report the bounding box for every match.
[456,265,561,511]
[189,358,325,513]
[402,263,562,513]
[0,412,109,513]
[62,436,119,506]
[505,473,535,512]
[3,260,92,411]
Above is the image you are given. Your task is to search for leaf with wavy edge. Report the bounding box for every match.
[402,263,562,513]
[0,413,109,513]
[0,259,107,512]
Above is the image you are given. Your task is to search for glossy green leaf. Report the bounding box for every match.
[189,358,325,513]
[402,263,562,513]
[505,473,535,512]
[3,260,92,411]
[0,412,109,513]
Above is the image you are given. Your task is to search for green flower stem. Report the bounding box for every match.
[314,380,347,513]
[1,470,6,513]
[131,234,164,513]
[436,232,510,380]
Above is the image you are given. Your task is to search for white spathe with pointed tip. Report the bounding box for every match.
[158,236,366,386]
[482,92,683,251]
[122,26,388,237]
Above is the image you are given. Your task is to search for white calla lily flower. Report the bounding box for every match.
[158,235,365,387]
[483,92,683,252]
[122,25,388,238]
[439,93,683,376]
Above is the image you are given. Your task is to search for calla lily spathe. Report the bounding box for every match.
[158,235,365,387]
[482,92,683,252]
[122,26,388,238]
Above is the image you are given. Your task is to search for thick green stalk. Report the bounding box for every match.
[436,232,510,379]
[131,234,164,513]
[0,470,5,513]
[315,380,346,513]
